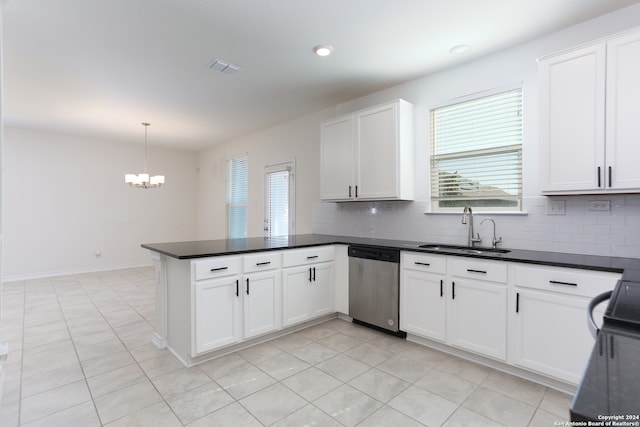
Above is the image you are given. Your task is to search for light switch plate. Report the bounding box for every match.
[548,199,566,215]
[588,200,611,211]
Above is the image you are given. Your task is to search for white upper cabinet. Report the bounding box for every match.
[320,99,414,201]
[605,30,640,190]
[320,116,355,200]
[539,28,640,194]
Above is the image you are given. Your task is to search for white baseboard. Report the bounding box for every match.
[2,262,153,283]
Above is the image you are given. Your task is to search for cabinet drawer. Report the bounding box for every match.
[450,258,508,283]
[402,252,447,274]
[514,264,621,297]
[282,246,335,267]
[193,256,241,281]
[243,252,282,273]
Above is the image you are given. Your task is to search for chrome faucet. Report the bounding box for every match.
[462,206,482,247]
[480,217,503,249]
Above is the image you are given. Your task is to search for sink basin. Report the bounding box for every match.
[418,244,510,255]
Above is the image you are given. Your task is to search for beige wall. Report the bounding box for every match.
[196,109,334,240]
[3,127,198,280]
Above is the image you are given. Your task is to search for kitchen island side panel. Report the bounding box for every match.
[166,257,192,364]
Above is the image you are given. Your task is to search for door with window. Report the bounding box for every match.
[264,161,295,237]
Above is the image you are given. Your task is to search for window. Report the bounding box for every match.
[264,161,295,237]
[430,87,523,212]
[227,155,247,239]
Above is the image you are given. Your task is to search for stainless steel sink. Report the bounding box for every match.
[418,244,510,255]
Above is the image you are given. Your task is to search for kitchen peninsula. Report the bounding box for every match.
[142,234,640,391]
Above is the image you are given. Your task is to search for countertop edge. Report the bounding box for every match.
[141,234,640,280]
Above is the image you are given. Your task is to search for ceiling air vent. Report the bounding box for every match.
[207,58,242,74]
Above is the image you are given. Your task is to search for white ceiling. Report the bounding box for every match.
[3,0,640,151]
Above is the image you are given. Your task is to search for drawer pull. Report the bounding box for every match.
[467,269,487,274]
[415,262,431,266]
[210,266,229,272]
[306,255,319,260]
[256,261,271,266]
[549,280,577,287]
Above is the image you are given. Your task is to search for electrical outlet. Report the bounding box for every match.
[588,200,611,211]
[548,199,566,215]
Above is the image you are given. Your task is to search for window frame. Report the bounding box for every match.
[428,85,524,213]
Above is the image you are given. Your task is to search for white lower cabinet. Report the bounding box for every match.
[401,253,507,361]
[191,252,282,357]
[448,258,508,361]
[401,251,621,385]
[282,246,335,327]
[510,264,620,384]
[400,253,447,342]
[243,269,281,339]
[193,276,242,355]
[448,278,507,361]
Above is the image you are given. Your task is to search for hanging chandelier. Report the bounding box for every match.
[125,122,165,189]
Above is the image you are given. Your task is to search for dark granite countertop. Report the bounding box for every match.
[142,233,640,281]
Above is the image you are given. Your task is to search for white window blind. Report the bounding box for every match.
[266,170,289,237]
[264,161,295,237]
[430,88,523,211]
[227,155,247,239]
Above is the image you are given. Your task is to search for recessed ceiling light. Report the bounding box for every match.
[313,45,333,57]
[449,44,471,55]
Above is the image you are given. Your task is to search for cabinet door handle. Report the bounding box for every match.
[349,185,352,198]
[452,281,456,300]
[308,267,313,282]
[467,269,487,274]
[610,335,615,359]
[414,262,430,266]
[306,255,318,260]
[235,279,239,297]
[516,292,520,313]
[597,166,602,187]
[440,280,443,297]
[210,266,228,272]
[355,185,358,198]
[313,267,317,281]
[608,166,612,188]
[256,261,271,266]
[549,280,577,287]
[246,278,250,295]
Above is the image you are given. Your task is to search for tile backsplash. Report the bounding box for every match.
[312,194,640,259]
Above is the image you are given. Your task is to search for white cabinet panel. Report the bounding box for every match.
[401,268,447,342]
[540,28,640,193]
[193,276,241,355]
[401,253,507,361]
[320,116,355,200]
[310,262,335,318]
[243,270,281,339]
[448,278,507,361]
[539,44,606,192]
[282,262,335,327]
[605,30,640,189]
[511,289,603,384]
[320,99,414,201]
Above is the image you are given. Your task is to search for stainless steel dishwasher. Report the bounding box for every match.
[348,245,405,336]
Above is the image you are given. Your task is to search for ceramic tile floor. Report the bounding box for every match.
[0,267,573,426]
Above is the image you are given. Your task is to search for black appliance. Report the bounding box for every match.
[571,280,640,420]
